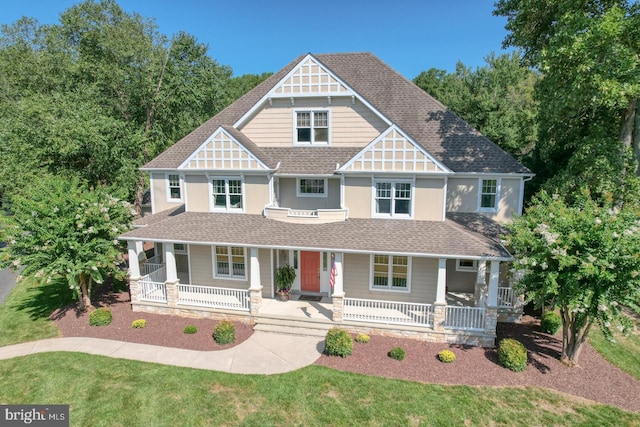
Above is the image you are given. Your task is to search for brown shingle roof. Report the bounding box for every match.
[120,211,512,259]
[144,52,530,175]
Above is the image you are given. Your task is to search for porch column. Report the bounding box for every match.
[331,252,344,322]
[127,241,142,304]
[487,261,500,308]
[475,260,487,307]
[164,243,179,308]
[249,248,263,315]
[435,258,447,304]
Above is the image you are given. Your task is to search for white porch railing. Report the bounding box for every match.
[444,306,485,331]
[139,267,167,303]
[177,284,250,312]
[141,262,164,277]
[498,287,517,308]
[343,298,434,327]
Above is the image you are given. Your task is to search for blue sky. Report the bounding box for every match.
[2,1,512,79]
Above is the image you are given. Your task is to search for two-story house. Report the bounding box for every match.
[119,52,532,346]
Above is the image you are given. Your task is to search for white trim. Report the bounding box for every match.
[478,177,501,212]
[456,259,478,272]
[149,173,157,215]
[292,109,330,146]
[369,254,412,293]
[296,177,328,198]
[442,175,448,222]
[372,178,413,218]
[174,243,187,255]
[212,245,248,280]
[208,175,245,213]
[166,173,183,203]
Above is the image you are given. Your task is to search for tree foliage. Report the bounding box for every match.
[507,190,640,365]
[413,51,539,163]
[0,176,134,310]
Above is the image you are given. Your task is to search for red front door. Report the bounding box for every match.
[300,251,320,292]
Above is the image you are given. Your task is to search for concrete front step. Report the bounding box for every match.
[253,317,333,338]
[254,323,328,337]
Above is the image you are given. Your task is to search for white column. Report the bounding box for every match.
[435,258,447,304]
[249,248,261,290]
[165,243,178,283]
[487,260,500,307]
[332,252,344,296]
[127,241,141,278]
[476,260,487,285]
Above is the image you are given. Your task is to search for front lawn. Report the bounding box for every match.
[589,314,640,380]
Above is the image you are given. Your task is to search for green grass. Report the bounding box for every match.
[0,277,64,346]
[589,316,640,381]
[0,353,638,427]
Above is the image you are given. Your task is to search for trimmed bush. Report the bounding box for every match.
[540,311,562,335]
[438,349,456,363]
[131,319,146,329]
[389,347,405,361]
[183,325,198,334]
[324,328,353,357]
[498,338,528,372]
[89,308,112,326]
[213,320,235,345]
[355,333,370,344]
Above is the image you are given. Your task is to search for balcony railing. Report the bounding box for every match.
[264,206,348,223]
[177,284,249,312]
[343,298,434,327]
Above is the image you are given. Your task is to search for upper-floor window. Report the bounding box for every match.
[214,246,246,279]
[371,254,410,291]
[479,179,499,211]
[295,111,328,145]
[374,181,412,217]
[297,178,327,197]
[210,177,243,212]
[167,174,182,201]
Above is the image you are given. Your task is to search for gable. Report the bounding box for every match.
[270,55,352,96]
[179,127,269,171]
[340,127,449,173]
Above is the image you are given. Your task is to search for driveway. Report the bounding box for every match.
[0,267,18,306]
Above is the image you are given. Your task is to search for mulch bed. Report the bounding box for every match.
[51,286,640,413]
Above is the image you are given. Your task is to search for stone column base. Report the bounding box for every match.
[249,287,263,315]
[433,303,446,332]
[332,293,344,322]
[165,280,179,308]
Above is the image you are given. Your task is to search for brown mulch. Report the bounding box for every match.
[51,287,640,413]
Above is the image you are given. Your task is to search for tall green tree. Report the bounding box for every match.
[0,176,134,310]
[414,52,539,163]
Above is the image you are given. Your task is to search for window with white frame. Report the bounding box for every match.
[174,243,187,254]
[214,246,246,279]
[479,179,498,210]
[167,174,182,201]
[456,259,478,272]
[295,111,328,144]
[211,177,243,211]
[374,181,412,217]
[372,254,410,290]
[297,178,327,197]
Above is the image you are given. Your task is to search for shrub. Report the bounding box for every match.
[389,347,405,361]
[355,333,370,344]
[438,349,456,363]
[89,308,112,326]
[324,328,353,357]
[131,319,146,329]
[540,311,562,335]
[183,325,198,334]
[498,338,528,372]
[213,320,235,345]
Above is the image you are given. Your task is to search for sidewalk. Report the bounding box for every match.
[0,332,324,375]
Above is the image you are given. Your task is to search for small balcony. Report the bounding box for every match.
[263,206,348,223]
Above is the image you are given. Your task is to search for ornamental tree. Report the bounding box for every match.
[507,190,640,366]
[0,176,133,311]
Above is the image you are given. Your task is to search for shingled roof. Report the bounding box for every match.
[144,52,530,175]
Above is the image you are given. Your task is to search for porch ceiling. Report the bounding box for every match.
[122,208,511,260]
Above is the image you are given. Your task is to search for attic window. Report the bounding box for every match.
[295,111,329,145]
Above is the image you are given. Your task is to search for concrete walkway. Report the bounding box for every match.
[0,332,324,375]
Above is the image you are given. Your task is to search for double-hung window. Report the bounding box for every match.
[372,254,410,291]
[214,246,246,279]
[167,174,182,201]
[479,178,499,211]
[295,111,328,144]
[211,177,243,211]
[297,178,327,197]
[374,181,412,217]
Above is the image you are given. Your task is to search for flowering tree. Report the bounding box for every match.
[0,176,133,311]
[507,190,640,366]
